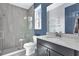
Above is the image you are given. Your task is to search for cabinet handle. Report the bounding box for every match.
[48,49,50,56]
[46,49,50,56]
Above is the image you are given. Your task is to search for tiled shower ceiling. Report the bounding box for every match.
[10,3,33,9]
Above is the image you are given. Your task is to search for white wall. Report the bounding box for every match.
[47,3,75,33]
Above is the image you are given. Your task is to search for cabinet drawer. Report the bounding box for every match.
[51,43,74,56]
[37,39,74,56]
[49,49,61,56]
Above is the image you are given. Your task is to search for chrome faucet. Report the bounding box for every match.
[55,32,62,38]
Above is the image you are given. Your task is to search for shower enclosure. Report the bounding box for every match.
[0,3,34,56]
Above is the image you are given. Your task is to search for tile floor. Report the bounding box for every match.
[16,49,37,56]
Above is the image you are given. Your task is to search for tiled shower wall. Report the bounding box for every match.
[0,3,33,50]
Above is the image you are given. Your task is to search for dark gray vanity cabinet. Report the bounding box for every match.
[37,38,75,56]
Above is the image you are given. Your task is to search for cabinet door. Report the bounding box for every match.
[49,49,61,56]
[37,44,49,56]
[74,50,79,56]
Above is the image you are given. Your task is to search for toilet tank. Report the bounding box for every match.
[33,36,37,44]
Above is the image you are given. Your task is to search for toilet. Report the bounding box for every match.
[23,36,37,56]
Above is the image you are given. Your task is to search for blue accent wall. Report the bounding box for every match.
[33,3,51,36]
[65,3,79,33]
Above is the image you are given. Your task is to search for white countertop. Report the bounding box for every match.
[36,35,79,51]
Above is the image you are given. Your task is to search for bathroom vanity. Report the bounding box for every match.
[37,35,79,56]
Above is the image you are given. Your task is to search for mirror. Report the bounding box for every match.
[35,4,42,30]
[74,17,79,33]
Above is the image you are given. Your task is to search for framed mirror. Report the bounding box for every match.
[74,17,79,34]
[35,4,42,30]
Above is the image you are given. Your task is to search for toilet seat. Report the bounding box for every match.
[24,42,35,47]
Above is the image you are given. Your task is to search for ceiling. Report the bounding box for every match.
[10,3,33,9]
[47,3,75,11]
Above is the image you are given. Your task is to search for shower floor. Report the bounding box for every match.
[0,47,24,56]
[1,48,37,56]
[2,48,19,55]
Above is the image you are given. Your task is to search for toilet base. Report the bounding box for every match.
[25,50,35,56]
